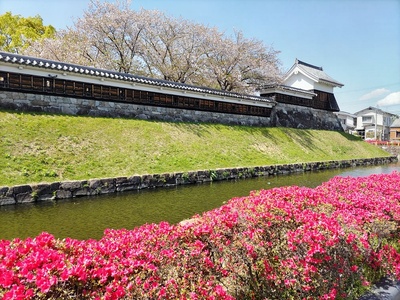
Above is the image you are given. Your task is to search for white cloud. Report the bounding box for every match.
[359,88,390,101]
[377,91,400,106]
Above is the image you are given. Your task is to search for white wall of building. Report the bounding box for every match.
[313,81,334,93]
[334,111,356,133]
[356,109,395,140]
[284,70,334,93]
[284,72,314,91]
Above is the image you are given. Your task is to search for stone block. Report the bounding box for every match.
[89,178,115,194]
[174,173,185,185]
[0,187,15,205]
[15,192,34,204]
[56,190,72,199]
[149,174,166,187]
[116,176,141,192]
[140,175,152,189]
[161,173,176,186]
[73,187,90,197]
[186,172,198,183]
[31,182,59,201]
[7,185,34,204]
[8,184,32,196]
[0,186,9,196]
[196,170,209,182]
[60,180,83,190]
[0,196,15,206]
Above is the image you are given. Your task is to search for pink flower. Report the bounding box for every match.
[350,265,358,272]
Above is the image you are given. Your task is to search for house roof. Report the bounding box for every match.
[0,51,274,105]
[354,106,398,118]
[390,118,400,128]
[334,111,356,118]
[285,59,344,88]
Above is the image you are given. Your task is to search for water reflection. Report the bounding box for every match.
[1,162,399,241]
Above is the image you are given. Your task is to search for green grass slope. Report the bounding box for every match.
[0,110,391,186]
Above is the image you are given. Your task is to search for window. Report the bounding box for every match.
[21,75,32,89]
[9,73,21,88]
[65,81,75,94]
[125,89,134,101]
[74,82,84,96]
[362,116,373,123]
[54,79,65,94]
[93,85,102,98]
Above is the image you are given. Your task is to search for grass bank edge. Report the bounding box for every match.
[0,109,391,186]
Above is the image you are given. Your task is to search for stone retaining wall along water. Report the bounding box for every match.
[0,156,397,206]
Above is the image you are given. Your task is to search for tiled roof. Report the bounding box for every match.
[390,118,400,128]
[295,59,344,87]
[354,106,398,118]
[0,51,274,104]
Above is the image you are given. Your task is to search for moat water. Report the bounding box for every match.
[1,162,399,241]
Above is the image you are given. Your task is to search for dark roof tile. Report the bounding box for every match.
[0,51,274,104]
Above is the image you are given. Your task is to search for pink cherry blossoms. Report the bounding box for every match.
[1,171,399,299]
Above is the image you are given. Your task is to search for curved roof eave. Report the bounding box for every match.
[284,59,344,88]
[260,84,316,97]
[284,65,319,84]
[319,78,344,88]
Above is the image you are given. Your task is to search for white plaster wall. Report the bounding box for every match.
[345,116,355,127]
[313,82,334,93]
[356,112,386,130]
[377,114,383,126]
[284,73,314,90]
[285,70,335,93]
[356,116,366,129]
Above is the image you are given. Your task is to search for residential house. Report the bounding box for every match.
[334,111,356,133]
[390,118,400,141]
[354,107,398,140]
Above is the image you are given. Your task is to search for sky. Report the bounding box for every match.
[1,0,400,115]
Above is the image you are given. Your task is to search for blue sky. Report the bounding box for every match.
[1,0,399,115]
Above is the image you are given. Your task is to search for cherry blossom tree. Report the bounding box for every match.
[203,30,282,93]
[27,29,93,66]
[72,0,146,73]
[23,0,282,93]
[25,0,145,72]
[139,10,213,85]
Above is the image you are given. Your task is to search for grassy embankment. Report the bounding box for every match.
[0,109,391,186]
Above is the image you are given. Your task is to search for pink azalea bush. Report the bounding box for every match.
[1,172,399,299]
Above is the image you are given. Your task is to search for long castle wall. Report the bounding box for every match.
[0,91,271,126]
[0,90,343,130]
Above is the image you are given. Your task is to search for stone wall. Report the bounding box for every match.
[0,156,397,206]
[272,103,343,131]
[0,91,271,127]
[379,145,400,158]
[0,91,343,130]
